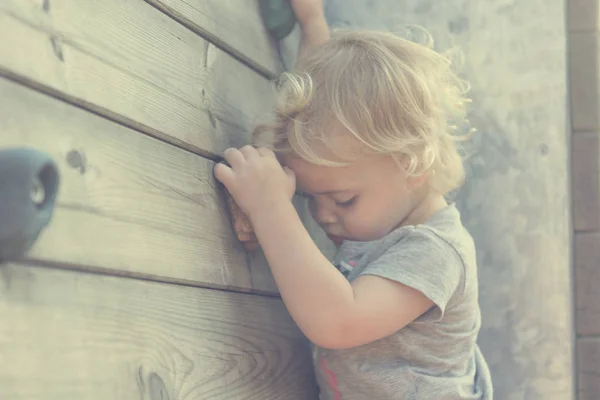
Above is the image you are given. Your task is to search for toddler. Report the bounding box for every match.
[214,1,493,398]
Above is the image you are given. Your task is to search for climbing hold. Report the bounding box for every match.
[0,147,60,263]
[259,0,297,41]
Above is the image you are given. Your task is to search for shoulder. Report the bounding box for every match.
[386,221,466,270]
[367,205,474,292]
[415,203,476,268]
[361,220,467,289]
[357,225,467,321]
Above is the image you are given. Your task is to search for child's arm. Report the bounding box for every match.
[250,199,434,349]
[290,0,330,61]
[214,146,433,349]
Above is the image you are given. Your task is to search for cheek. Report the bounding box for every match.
[340,191,408,239]
[307,197,328,220]
[339,206,392,240]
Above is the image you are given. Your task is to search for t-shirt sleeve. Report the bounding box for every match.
[357,227,464,321]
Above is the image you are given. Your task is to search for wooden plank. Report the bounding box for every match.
[572,132,600,231]
[0,0,275,158]
[0,263,318,399]
[568,32,600,131]
[0,77,281,294]
[145,0,285,77]
[577,337,600,400]
[568,0,600,32]
[575,232,600,335]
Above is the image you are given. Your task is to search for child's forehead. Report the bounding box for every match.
[283,153,398,193]
[283,155,354,190]
[284,154,347,178]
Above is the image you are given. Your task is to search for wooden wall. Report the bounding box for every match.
[0,0,321,398]
[568,0,600,398]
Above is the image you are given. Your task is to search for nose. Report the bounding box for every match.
[308,197,337,225]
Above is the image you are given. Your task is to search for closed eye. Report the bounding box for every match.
[336,197,357,208]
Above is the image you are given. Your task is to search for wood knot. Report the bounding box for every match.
[66,150,86,174]
[148,372,170,400]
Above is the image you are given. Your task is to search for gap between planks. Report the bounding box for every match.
[0,262,319,400]
[0,65,222,164]
[0,1,277,161]
[142,0,284,80]
[7,258,281,298]
[0,76,281,295]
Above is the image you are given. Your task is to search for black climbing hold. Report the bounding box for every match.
[259,0,297,41]
[0,147,60,263]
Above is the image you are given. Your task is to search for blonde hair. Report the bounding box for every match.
[253,28,473,195]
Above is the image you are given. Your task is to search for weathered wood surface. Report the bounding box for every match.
[572,132,600,232]
[568,31,600,132]
[568,0,600,32]
[0,77,282,294]
[574,232,600,335]
[577,337,600,400]
[569,4,600,394]
[0,263,318,400]
[145,0,284,77]
[0,0,275,158]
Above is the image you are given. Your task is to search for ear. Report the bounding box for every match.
[392,154,429,188]
[406,172,429,189]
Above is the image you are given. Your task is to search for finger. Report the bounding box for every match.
[239,145,260,161]
[256,147,276,158]
[213,162,235,189]
[222,148,245,169]
[283,166,297,193]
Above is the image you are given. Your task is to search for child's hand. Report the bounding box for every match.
[290,0,329,59]
[214,146,296,220]
[291,0,325,26]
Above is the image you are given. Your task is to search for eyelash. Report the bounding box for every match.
[336,197,357,208]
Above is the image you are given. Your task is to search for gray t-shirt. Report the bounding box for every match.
[312,203,493,400]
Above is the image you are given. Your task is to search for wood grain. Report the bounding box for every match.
[0,77,281,294]
[145,0,285,77]
[0,0,275,158]
[0,263,318,400]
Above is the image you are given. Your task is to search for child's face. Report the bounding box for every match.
[283,152,424,245]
